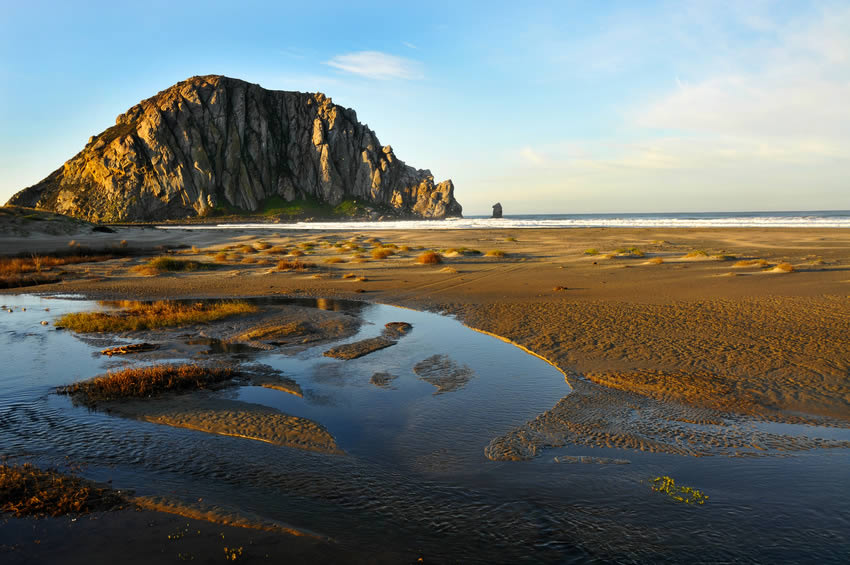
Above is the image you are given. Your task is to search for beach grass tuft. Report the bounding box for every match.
[59,364,235,404]
[734,259,770,268]
[56,300,256,333]
[132,256,217,274]
[485,249,507,257]
[371,248,395,260]
[417,251,443,264]
[616,247,645,257]
[276,259,315,271]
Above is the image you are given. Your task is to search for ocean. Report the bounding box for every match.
[158,210,850,230]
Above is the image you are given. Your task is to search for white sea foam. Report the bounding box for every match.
[157,213,850,230]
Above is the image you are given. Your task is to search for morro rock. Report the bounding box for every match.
[7,75,462,222]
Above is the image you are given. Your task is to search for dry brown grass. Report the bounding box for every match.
[774,262,795,272]
[56,300,257,332]
[59,364,235,404]
[238,245,255,254]
[0,251,118,288]
[289,249,305,257]
[131,256,217,275]
[372,248,395,260]
[342,272,356,279]
[440,266,459,274]
[684,250,709,258]
[264,246,289,255]
[417,251,443,264]
[485,249,507,257]
[252,241,271,251]
[616,247,645,258]
[240,256,258,264]
[648,257,664,265]
[734,259,770,268]
[0,463,125,517]
[324,256,345,264]
[355,276,368,282]
[276,259,315,271]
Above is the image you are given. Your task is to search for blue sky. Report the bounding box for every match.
[1,0,847,214]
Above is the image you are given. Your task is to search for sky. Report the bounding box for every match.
[0,0,847,215]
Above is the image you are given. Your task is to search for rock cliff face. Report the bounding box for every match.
[8,75,462,222]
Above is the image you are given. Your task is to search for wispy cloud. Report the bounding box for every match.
[402,41,418,50]
[324,51,423,80]
[519,147,545,164]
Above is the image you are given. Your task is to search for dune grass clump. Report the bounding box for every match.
[276,259,315,271]
[0,463,125,517]
[616,247,645,258]
[289,249,305,257]
[372,248,396,260]
[734,259,770,268]
[59,364,235,404]
[650,476,708,505]
[132,256,217,274]
[647,257,664,265]
[252,241,271,251]
[0,250,121,289]
[417,251,443,264]
[342,272,356,279]
[324,256,345,264]
[584,248,599,255]
[485,249,507,258]
[505,236,517,242]
[774,262,795,272]
[56,301,257,333]
[445,247,481,256]
[685,250,709,258]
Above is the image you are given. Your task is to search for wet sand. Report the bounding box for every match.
[101,395,341,454]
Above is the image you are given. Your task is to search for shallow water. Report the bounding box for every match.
[1,294,849,563]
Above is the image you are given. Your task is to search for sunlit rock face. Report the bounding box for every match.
[8,75,462,222]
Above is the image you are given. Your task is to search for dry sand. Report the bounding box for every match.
[3,225,850,460]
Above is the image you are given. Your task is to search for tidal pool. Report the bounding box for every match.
[1,294,849,563]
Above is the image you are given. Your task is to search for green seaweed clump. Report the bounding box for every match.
[650,476,708,505]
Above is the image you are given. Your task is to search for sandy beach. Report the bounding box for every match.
[6,225,847,418]
[2,223,849,562]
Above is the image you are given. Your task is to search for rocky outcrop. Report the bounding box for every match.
[492,202,502,218]
[8,75,462,222]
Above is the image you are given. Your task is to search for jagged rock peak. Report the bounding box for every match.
[8,75,462,222]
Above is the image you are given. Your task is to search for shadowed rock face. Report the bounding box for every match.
[8,75,462,222]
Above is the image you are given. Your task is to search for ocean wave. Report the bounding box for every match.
[158,213,850,230]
